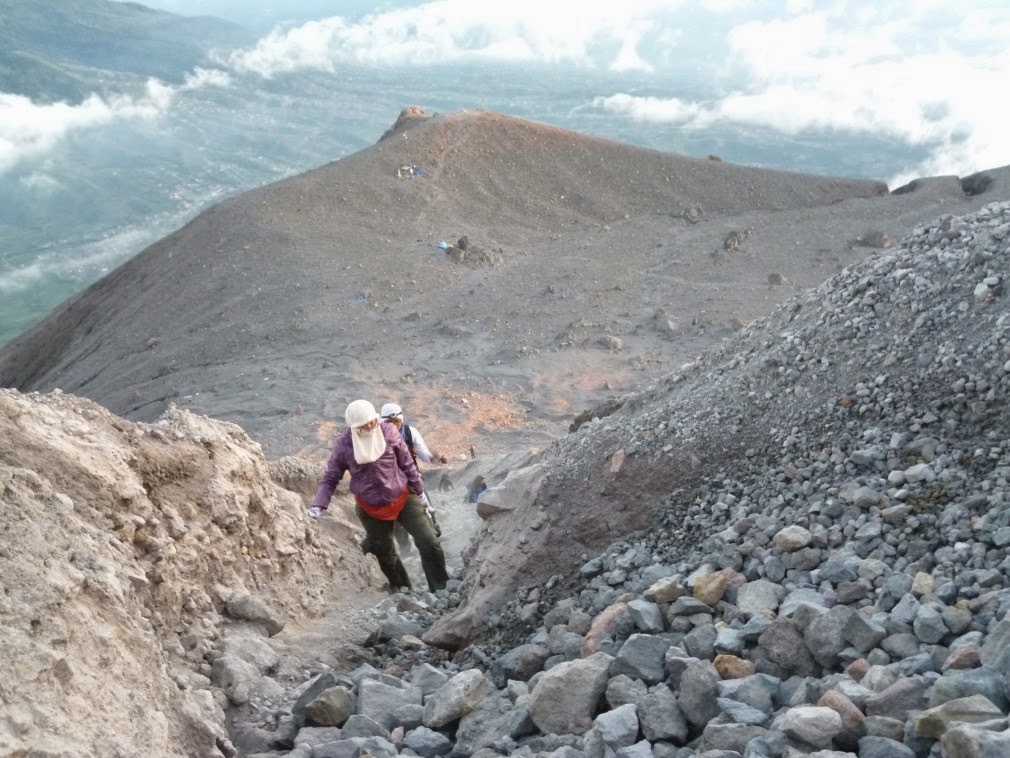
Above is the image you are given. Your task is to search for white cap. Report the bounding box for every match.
[345,399,379,428]
[380,402,403,419]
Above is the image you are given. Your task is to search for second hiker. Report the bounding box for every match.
[380,401,446,551]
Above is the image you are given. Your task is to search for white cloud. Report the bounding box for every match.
[0,92,131,175]
[0,260,46,295]
[0,73,232,176]
[219,17,347,74]
[221,0,684,74]
[700,0,756,11]
[182,67,233,90]
[0,225,156,295]
[610,25,654,73]
[593,93,706,123]
[19,172,62,193]
[722,5,1010,178]
[592,3,1010,180]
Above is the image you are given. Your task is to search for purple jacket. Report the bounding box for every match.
[311,421,424,509]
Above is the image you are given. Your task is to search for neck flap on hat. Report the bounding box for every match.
[352,424,386,464]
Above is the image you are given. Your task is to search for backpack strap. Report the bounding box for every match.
[402,424,417,463]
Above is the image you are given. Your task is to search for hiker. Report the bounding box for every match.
[307,399,448,592]
[380,402,447,465]
[466,475,488,504]
[380,402,446,551]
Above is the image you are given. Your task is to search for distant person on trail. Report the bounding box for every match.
[466,475,488,504]
[307,399,448,592]
[380,402,446,550]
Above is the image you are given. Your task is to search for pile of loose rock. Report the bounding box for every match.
[227,202,1010,757]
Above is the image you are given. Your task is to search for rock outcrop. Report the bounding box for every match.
[0,391,376,757]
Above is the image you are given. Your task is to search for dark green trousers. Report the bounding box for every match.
[357,494,448,591]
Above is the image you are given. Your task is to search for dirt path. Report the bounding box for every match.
[259,468,486,681]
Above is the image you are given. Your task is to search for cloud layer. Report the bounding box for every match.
[0,69,230,176]
[589,4,1010,185]
[220,1,675,73]
[5,2,1008,184]
[216,1,1010,184]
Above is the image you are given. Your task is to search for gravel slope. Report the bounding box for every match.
[3,108,986,468]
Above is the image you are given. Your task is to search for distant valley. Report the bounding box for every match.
[0,0,253,102]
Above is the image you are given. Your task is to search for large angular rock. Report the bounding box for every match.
[940,722,1010,758]
[529,652,613,735]
[610,633,672,684]
[913,695,1006,739]
[756,618,820,677]
[358,678,423,731]
[454,690,515,756]
[423,669,494,729]
[773,706,842,749]
[638,685,688,743]
[676,658,720,730]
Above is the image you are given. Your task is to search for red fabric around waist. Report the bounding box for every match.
[355,486,409,521]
